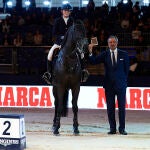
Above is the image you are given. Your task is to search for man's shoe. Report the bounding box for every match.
[119,130,128,135]
[107,130,116,134]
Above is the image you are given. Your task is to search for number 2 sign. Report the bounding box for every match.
[0,114,26,149]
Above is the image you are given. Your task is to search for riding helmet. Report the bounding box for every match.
[61,3,73,11]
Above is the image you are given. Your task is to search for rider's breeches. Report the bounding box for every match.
[47,44,61,61]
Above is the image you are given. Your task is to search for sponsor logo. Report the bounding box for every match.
[0,86,149,110]
[0,139,19,147]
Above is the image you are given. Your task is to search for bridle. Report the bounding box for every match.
[69,23,87,57]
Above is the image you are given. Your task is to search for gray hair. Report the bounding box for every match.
[107,35,118,43]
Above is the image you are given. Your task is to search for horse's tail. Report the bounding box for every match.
[61,90,69,117]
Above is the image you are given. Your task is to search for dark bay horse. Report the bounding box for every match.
[52,20,88,135]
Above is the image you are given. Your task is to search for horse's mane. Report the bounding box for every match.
[73,19,86,37]
[61,19,86,49]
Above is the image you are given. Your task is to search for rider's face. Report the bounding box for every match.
[62,10,71,18]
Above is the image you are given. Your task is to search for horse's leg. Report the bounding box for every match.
[52,86,58,128]
[52,86,66,135]
[71,85,80,135]
[62,89,69,117]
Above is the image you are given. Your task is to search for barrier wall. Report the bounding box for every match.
[0,86,150,110]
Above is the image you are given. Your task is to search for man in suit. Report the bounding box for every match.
[89,35,129,135]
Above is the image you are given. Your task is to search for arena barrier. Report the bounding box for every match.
[0,86,150,110]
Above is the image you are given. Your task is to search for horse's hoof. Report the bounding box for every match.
[53,130,60,136]
[73,131,80,136]
[73,127,80,135]
[52,125,60,136]
[52,128,60,135]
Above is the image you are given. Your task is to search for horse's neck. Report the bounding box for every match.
[62,41,76,56]
[61,27,77,56]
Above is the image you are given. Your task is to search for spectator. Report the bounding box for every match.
[87,0,95,25]
[17,15,25,26]
[129,57,138,75]
[133,1,141,18]
[24,31,34,45]
[131,26,141,44]
[2,20,10,33]
[2,33,11,46]
[33,29,43,45]
[87,0,95,12]
[120,16,130,30]
[13,33,23,46]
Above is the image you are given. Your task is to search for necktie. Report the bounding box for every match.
[112,52,116,67]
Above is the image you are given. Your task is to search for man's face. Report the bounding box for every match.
[62,10,71,18]
[108,38,118,50]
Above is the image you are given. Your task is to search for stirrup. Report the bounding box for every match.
[81,69,89,82]
[42,72,52,84]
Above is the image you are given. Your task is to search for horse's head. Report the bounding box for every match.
[72,20,88,54]
[61,20,88,55]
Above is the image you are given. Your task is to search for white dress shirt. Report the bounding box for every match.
[110,49,117,65]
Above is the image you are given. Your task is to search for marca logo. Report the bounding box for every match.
[0,86,149,110]
[97,88,150,110]
[0,86,52,107]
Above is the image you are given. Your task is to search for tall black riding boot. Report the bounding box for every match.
[47,60,52,74]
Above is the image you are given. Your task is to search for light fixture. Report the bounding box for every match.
[143,0,149,6]
[24,0,31,6]
[123,0,128,4]
[7,0,13,8]
[43,0,50,6]
[62,1,69,4]
[102,0,108,4]
[82,0,88,5]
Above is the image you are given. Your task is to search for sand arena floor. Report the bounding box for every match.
[1,108,150,150]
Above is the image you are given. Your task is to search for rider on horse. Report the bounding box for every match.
[43,3,89,84]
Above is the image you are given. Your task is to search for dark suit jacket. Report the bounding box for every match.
[89,49,129,90]
[52,17,73,45]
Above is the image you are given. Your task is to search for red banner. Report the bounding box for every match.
[0,86,150,110]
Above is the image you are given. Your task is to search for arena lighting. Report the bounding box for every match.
[24,0,31,6]
[7,0,13,8]
[82,0,88,5]
[102,0,108,4]
[43,0,51,6]
[123,0,128,4]
[62,1,69,4]
[143,0,149,6]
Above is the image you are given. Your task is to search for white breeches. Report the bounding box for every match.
[47,44,61,61]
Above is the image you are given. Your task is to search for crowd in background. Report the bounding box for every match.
[0,0,149,76]
[0,0,149,47]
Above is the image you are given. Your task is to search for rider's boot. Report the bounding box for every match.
[42,60,52,84]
